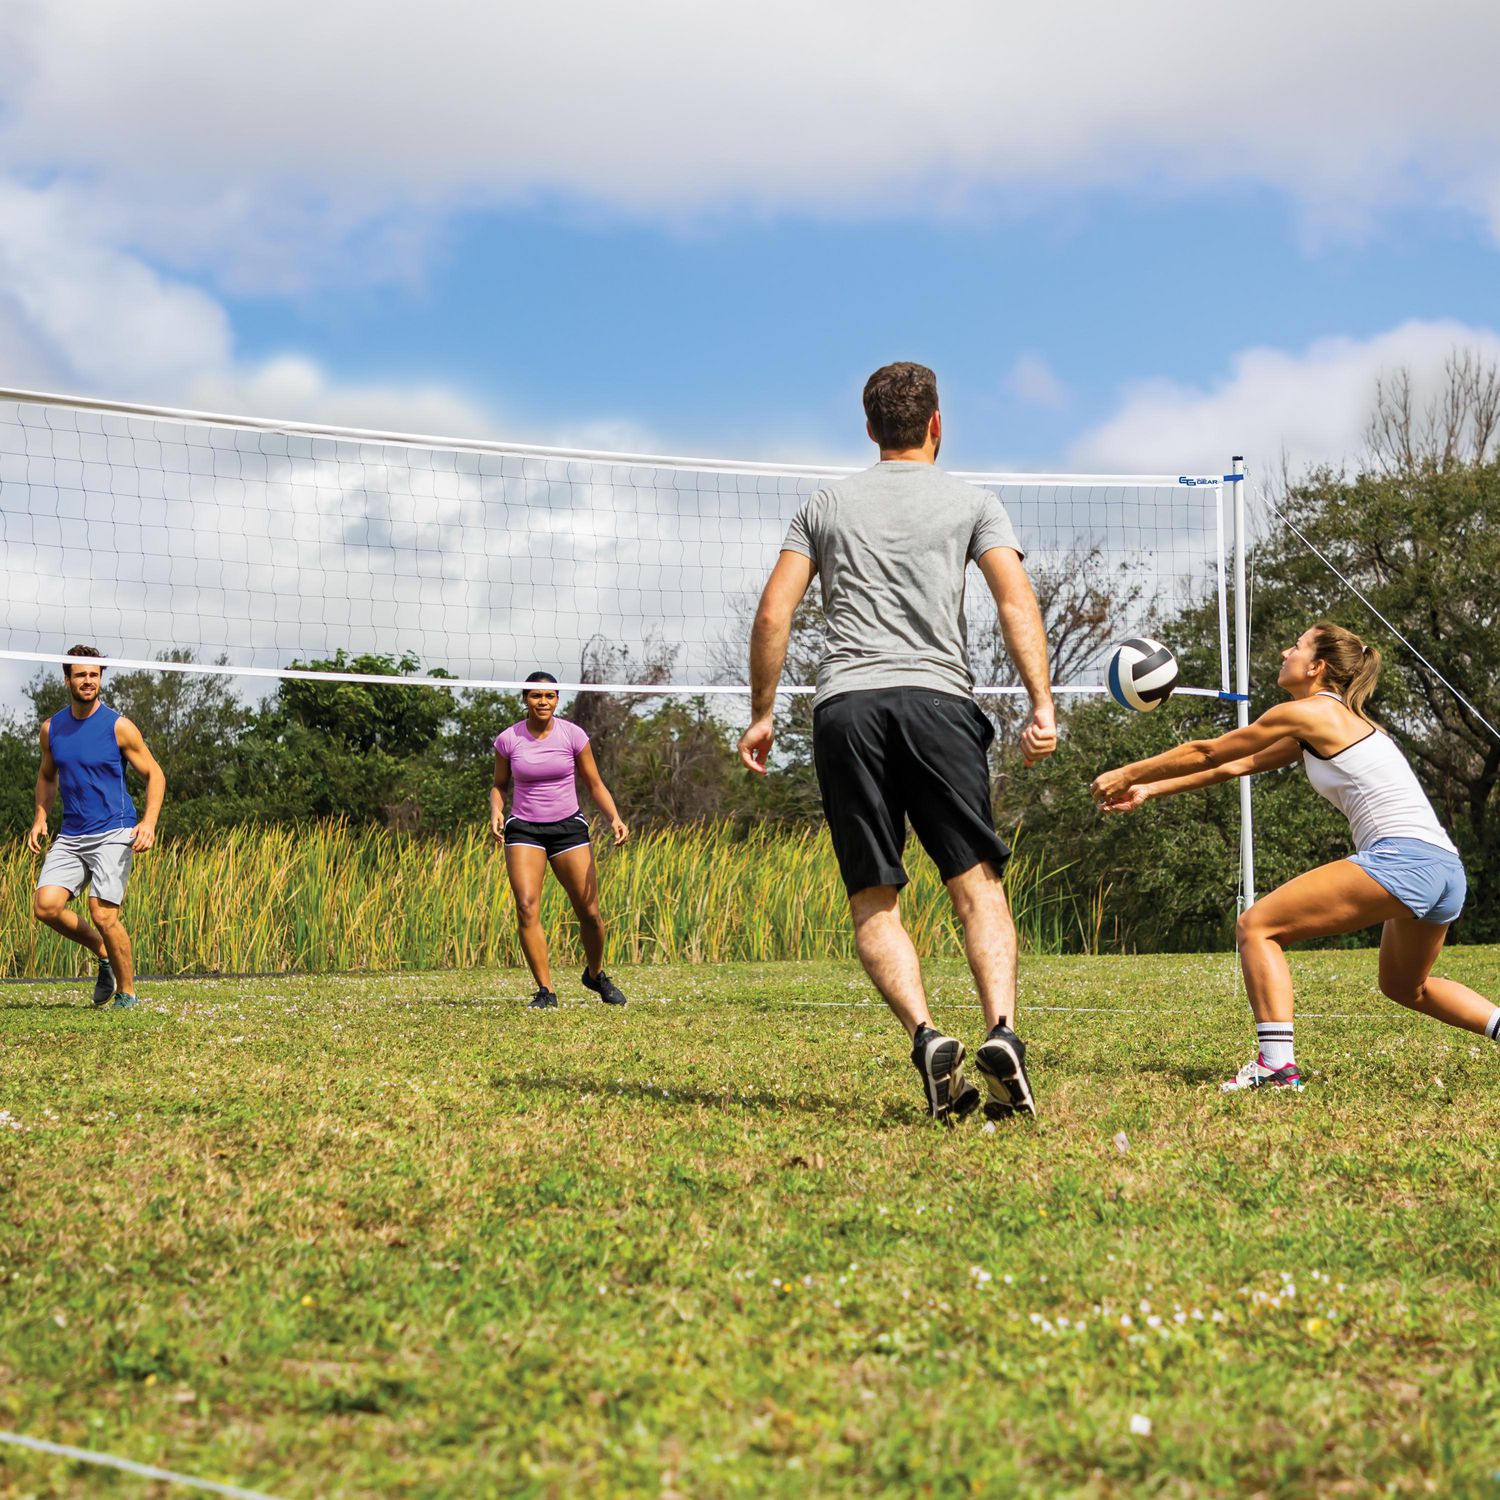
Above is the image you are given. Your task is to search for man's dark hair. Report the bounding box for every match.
[524,670,558,686]
[863,362,939,450]
[63,643,104,680]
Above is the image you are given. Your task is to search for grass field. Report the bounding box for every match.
[1,949,1497,1497]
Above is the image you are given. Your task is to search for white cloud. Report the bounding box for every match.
[1005,354,1068,411]
[2,1,1499,291]
[1067,320,1500,477]
[0,178,667,454]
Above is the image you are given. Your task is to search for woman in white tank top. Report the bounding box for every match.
[1091,621,1498,1090]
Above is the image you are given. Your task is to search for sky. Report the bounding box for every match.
[2,0,1499,479]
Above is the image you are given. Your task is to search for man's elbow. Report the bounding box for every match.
[752,606,790,642]
[1188,741,1219,770]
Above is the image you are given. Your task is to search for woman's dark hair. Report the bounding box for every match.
[524,670,558,686]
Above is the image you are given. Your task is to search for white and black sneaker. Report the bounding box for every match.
[910,1025,981,1126]
[526,987,559,1010]
[974,1023,1036,1120]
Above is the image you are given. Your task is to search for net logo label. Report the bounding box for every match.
[1177,475,1222,487]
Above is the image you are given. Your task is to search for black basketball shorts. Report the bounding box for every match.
[812,687,1011,896]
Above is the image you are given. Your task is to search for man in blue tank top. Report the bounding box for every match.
[28,645,167,1010]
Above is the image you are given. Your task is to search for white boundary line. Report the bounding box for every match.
[777,1001,1369,1019]
[0,1430,280,1499]
[1,384,1223,488]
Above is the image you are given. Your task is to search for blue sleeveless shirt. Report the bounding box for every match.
[48,704,136,836]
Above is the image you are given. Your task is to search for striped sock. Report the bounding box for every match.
[1484,1009,1500,1041]
[1256,1021,1295,1070]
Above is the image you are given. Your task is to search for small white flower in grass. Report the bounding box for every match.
[1113,1131,1129,1154]
[1120,1314,1132,1328]
[1130,1414,1152,1437]
[1003,1274,1013,1285]
[982,1121,997,1135]
[1146,1315,1162,1328]
[1173,1312,1186,1325]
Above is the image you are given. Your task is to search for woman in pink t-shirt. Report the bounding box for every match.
[491,671,630,1009]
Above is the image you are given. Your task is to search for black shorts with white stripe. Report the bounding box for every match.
[504,813,592,859]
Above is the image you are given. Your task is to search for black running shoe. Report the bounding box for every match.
[581,968,627,1006]
[911,1025,981,1126]
[974,1023,1036,1119]
[92,960,115,1008]
[527,987,559,1010]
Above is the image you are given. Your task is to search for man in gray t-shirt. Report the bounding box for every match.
[738,361,1056,1126]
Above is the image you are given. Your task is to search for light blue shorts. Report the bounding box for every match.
[1348,837,1466,925]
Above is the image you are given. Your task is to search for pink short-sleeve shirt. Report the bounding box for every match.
[493,718,590,823]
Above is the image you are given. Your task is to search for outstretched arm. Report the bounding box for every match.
[1091,702,1313,805]
[738,550,816,775]
[976,546,1055,765]
[1098,737,1302,811]
[116,718,165,851]
[577,744,628,845]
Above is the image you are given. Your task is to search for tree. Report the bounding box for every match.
[1247,354,1500,934]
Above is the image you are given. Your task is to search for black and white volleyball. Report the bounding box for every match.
[1107,638,1179,712]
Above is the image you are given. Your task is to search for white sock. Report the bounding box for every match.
[1484,1009,1500,1041]
[1256,1021,1295,1070]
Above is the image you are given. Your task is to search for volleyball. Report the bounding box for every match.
[1107,638,1179,712]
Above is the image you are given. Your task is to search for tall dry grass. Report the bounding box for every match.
[0,822,1101,977]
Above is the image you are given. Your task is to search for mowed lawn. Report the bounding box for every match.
[1,951,1497,1498]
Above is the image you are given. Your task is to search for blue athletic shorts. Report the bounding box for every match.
[1348,837,1466,925]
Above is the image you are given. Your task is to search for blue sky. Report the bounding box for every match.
[225,186,1499,469]
[2,1,1499,475]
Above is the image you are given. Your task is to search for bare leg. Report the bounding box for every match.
[945,861,1017,1032]
[504,844,552,990]
[549,845,605,976]
[849,885,931,1039]
[1235,859,1409,1022]
[87,898,135,995]
[34,886,108,962]
[1379,918,1498,1034]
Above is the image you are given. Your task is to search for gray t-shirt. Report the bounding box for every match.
[782,460,1023,705]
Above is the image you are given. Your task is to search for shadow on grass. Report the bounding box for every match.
[490,1070,919,1127]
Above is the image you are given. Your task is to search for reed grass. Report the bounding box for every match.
[0,821,1102,978]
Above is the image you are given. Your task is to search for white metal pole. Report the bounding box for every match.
[1233,455,1256,909]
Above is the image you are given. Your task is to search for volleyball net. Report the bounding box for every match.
[0,389,1238,700]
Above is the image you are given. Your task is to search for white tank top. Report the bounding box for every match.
[1300,693,1457,855]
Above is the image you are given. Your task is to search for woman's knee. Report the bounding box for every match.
[1235,906,1264,949]
[513,896,542,927]
[1379,971,1425,1009]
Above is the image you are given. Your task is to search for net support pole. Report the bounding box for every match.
[1232,454,1256,910]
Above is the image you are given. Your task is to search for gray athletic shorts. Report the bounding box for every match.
[37,829,135,906]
